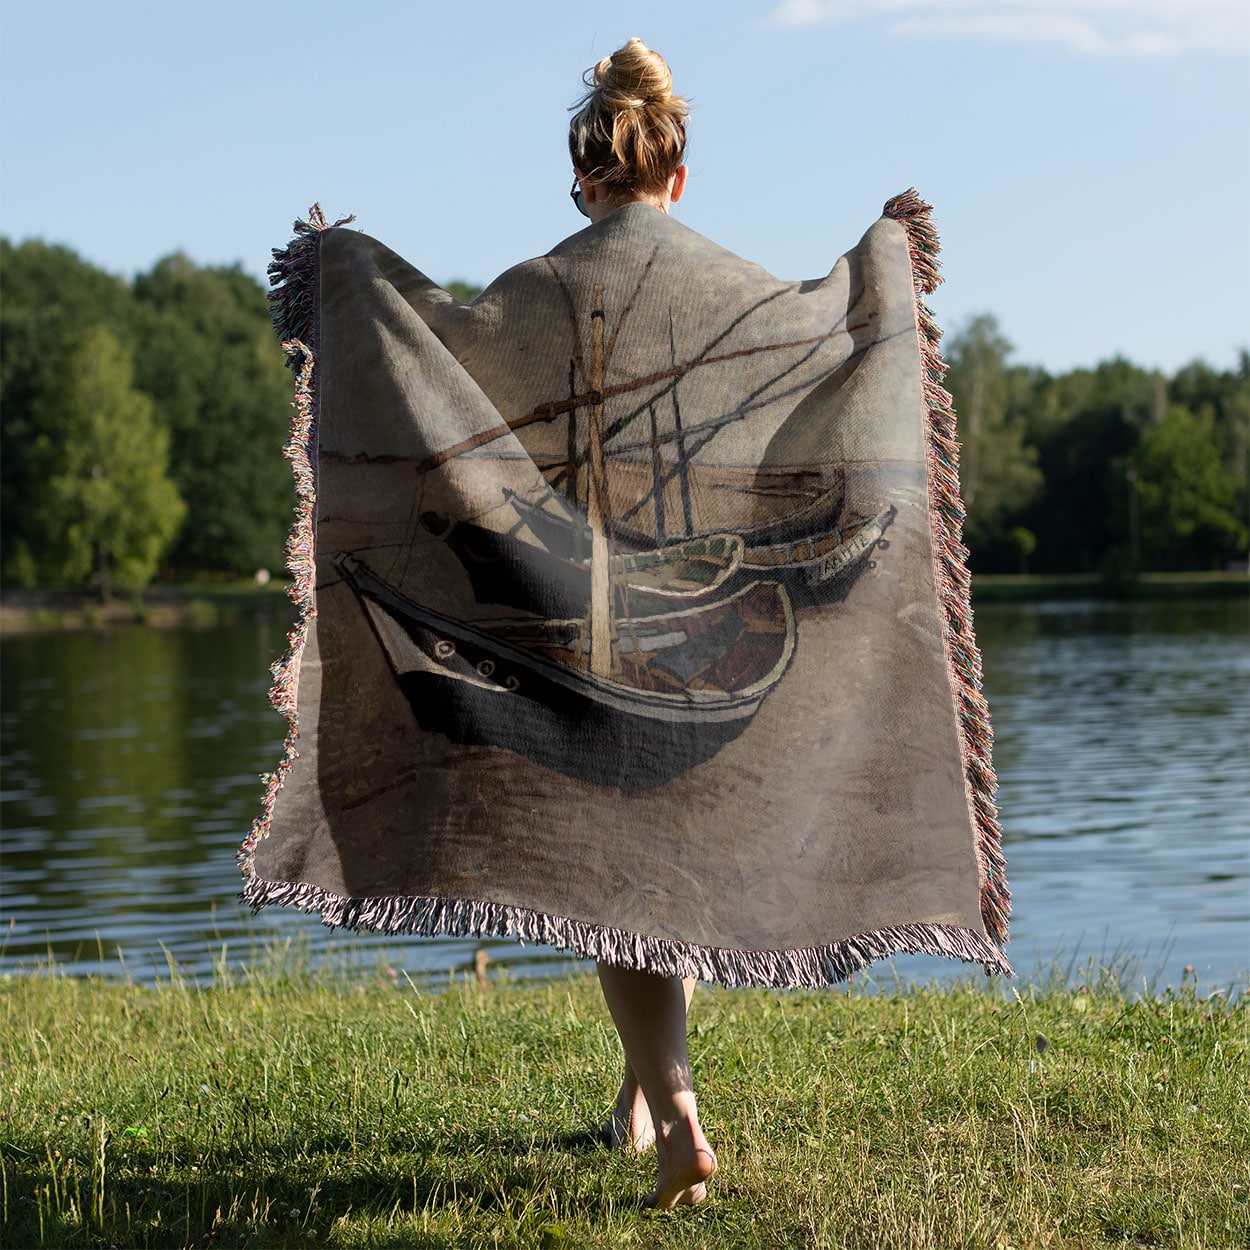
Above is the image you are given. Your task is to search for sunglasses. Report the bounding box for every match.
[570,177,589,219]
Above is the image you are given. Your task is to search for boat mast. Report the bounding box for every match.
[566,359,584,563]
[648,402,667,544]
[665,318,695,537]
[586,284,615,678]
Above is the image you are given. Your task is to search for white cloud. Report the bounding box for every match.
[766,0,1250,57]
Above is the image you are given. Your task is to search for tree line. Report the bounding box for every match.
[1,238,1245,594]
[945,316,1247,576]
[2,240,296,595]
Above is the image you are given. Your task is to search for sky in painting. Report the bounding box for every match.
[1,0,1246,375]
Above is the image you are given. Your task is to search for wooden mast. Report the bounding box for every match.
[586,284,614,678]
[566,359,583,563]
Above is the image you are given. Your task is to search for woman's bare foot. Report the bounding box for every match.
[644,1116,717,1209]
[602,1069,655,1151]
[594,966,712,1207]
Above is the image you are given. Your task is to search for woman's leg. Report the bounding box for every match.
[596,963,717,1208]
[602,977,696,1151]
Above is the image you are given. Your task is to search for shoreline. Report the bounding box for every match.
[0,582,293,634]
[1,570,1245,635]
[970,569,1248,602]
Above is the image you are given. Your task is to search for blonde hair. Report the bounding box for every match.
[568,38,689,199]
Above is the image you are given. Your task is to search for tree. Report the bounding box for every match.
[943,316,1043,562]
[1021,357,1161,573]
[1007,526,1037,575]
[1132,404,1247,570]
[1,239,140,580]
[21,327,185,596]
[131,256,294,574]
[445,280,483,303]
[1169,353,1250,541]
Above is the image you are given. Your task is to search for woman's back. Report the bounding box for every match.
[245,36,1009,1211]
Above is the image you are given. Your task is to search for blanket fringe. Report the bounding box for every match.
[240,873,1014,987]
[239,204,349,872]
[883,189,1011,947]
[266,204,355,362]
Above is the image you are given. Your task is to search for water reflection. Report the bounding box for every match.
[2,597,1246,990]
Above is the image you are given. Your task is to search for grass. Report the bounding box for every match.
[1,960,1246,1249]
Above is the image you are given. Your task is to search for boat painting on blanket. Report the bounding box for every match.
[327,273,903,791]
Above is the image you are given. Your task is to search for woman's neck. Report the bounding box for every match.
[585,193,669,225]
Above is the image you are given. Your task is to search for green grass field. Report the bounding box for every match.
[2,960,1246,1249]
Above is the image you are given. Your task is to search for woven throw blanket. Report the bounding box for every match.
[239,191,1011,987]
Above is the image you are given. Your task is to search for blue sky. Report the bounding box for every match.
[2,0,1246,375]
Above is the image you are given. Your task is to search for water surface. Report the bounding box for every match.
[2,597,1246,991]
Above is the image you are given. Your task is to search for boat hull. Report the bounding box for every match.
[421,511,743,617]
[744,504,898,600]
[501,485,894,602]
[506,479,847,558]
[337,553,796,791]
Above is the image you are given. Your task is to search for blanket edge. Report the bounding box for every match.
[236,206,346,881]
[240,871,1013,986]
[883,188,1010,948]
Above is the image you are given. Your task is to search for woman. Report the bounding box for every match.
[248,34,1009,1220]
[566,37,717,1212]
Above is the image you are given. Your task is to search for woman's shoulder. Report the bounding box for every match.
[481,206,789,305]
[553,204,764,267]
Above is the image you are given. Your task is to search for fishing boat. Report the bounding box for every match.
[742,505,898,587]
[418,510,744,618]
[336,551,796,789]
[503,477,848,562]
[335,283,798,788]
[505,485,895,595]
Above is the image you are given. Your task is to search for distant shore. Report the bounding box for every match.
[969,569,1249,602]
[1,569,1245,635]
[0,581,293,635]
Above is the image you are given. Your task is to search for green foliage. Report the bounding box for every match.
[1,239,292,584]
[14,327,184,594]
[1027,358,1161,573]
[1133,404,1248,568]
[445,278,484,303]
[943,317,1249,574]
[0,238,135,334]
[945,315,1043,554]
[0,240,140,581]
[131,255,294,574]
[1169,351,1250,541]
[1006,525,1037,574]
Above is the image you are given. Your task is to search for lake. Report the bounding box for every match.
[2,596,1247,993]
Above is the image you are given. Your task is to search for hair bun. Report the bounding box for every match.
[569,38,689,197]
[594,37,673,110]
